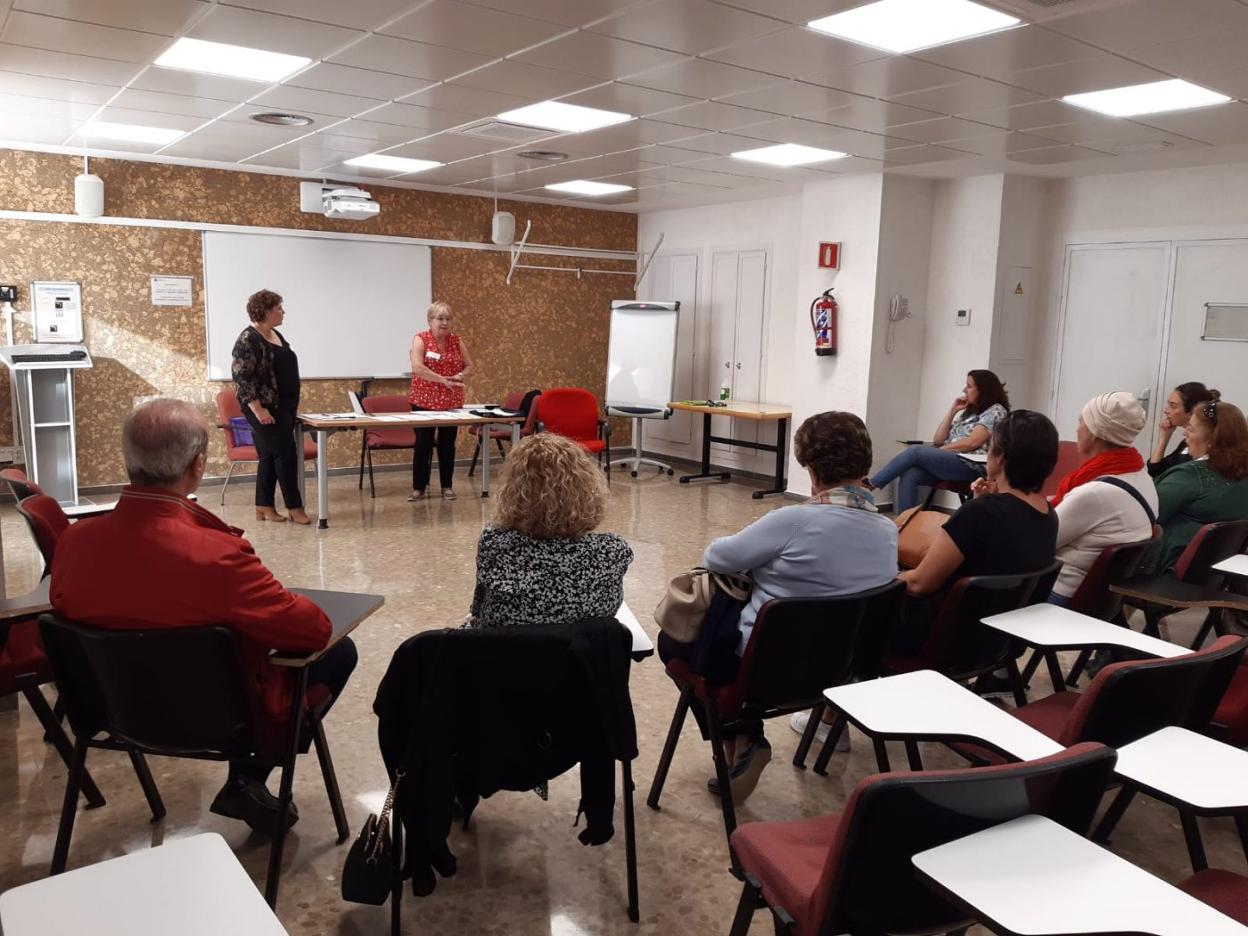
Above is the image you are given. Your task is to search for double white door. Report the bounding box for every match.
[709,248,770,465]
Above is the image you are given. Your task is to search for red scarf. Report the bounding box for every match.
[1050,448,1145,507]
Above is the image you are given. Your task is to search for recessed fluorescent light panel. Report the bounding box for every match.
[731,143,848,167]
[155,37,311,82]
[544,180,633,196]
[1063,79,1231,117]
[808,0,1020,54]
[344,153,443,174]
[80,121,185,145]
[496,101,632,134]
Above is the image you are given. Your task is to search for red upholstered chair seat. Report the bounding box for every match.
[1180,869,1248,924]
[1213,657,1248,747]
[577,438,607,454]
[662,657,749,720]
[0,619,52,695]
[364,427,416,450]
[226,443,258,461]
[1007,689,1082,741]
[731,811,849,936]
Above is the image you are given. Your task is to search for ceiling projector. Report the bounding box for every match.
[322,186,379,219]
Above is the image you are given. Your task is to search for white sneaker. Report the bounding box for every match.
[790,710,850,752]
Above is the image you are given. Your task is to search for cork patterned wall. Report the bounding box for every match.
[0,150,636,487]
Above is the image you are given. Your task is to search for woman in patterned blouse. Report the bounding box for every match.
[868,369,1011,513]
[465,432,633,629]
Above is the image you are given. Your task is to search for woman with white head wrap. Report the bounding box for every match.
[1048,391,1159,604]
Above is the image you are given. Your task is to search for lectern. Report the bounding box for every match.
[0,343,92,505]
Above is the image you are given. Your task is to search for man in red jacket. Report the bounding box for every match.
[51,398,357,832]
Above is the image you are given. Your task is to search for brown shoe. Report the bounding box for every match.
[407,490,427,502]
[287,508,312,525]
[441,489,457,501]
[255,507,287,522]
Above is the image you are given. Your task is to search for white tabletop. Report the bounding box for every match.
[982,602,1189,659]
[617,601,653,657]
[1214,554,1248,579]
[0,833,287,936]
[823,670,1063,762]
[913,814,1248,936]
[958,452,989,464]
[1116,726,1248,811]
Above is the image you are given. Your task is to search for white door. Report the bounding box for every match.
[644,251,699,446]
[708,248,770,465]
[1053,244,1170,456]
[1160,241,1248,448]
[709,250,741,459]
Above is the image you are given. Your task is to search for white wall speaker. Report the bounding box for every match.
[491,210,516,246]
[74,173,104,217]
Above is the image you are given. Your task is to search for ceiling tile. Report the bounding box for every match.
[445,152,565,179]
[942,130,1064,157]
[703,0,865,24]
[0,71,118,103]
[1006,144,1112,166]
[88,106,206,131]
[665,130,778,156]
[914,26,1102,82]
[961,99,1105,132]
[455,171,546,193]
[217,0,422,31]
[221,103,345,131]
[188,6,362,60]
[1024,116,1199,147]
[398,84,530,118]
[129,66,261,101]
[513,32,687,81]
[159,119,308,160]
[555,151,664,176]
[819,56,974,100]
[362,101,476,132]
[287,62,434,100]
[0,114,81,143]
[587,0,785,56]
[381,1,568,57]
[889,78,1045,115]
[1,10,172,62]
[0,42,140,85]
[1007,54,1170,99]
[251,84,380,119]
[730,116,897,159]
[454,0,652,29]
[447,61,600,99]
[0,91,99,120]
[1044,0,1248,54]
[705,26,885,82]
[244,143,361,170]
[557,82,700,117]
[12,0,207,35]
[649,100,774,132]
[882,144,978,167]
[312,119,423,148]
[624,58,781,99]
[677,153,833,182]
[1091,136,1209,157]
[632,164,779,188]
[1134,102,1248,145]
[1127,29,1248,92]
[387,133,506,161]
[384,162,502,186]
[110,87,239,118]
[881,115,1005,144]
[327,34,494,81]
[630,143,717,164]
[807,98,941,132]
[715,80,861,115]
[543,118,700,157]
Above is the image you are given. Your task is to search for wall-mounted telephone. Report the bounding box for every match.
[886,294,911,353]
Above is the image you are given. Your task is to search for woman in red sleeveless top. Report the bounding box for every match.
[408,301,474,500]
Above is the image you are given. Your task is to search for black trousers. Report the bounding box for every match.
[657,632,763,742]
[243,400,303,509]
[231,637,359,784]
[411,406,458,491]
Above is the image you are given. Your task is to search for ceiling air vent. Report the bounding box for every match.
[516,150,569,162]
[455,120,555,144]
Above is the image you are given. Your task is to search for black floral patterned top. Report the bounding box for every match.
[466,526,634,629]
[231,326,296,409]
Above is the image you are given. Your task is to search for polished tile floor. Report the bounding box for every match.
[0,468,1240,935]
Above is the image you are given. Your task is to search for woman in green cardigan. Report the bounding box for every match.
[1144,399,1248,575]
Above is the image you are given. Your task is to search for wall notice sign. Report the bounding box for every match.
[818,242,841,270]
[151,275,193,307]
[31,281,83,343]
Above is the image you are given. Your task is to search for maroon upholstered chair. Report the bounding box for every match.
[1181,870,1248,924]
[467,390,541,478]
[357,393,417,498]
[727,743,1117,936]
[16,494,69,579]
[535,388,611,472]
[1040,440,1086,500]
[0,466,43,501]
[214,390,317,506]
[1212,653,1248,747]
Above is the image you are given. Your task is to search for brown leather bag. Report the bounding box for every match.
[654,567,752,643]
[895,507,949,570]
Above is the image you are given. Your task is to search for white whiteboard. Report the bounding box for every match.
[606,301,679,413]
[203,231,431,379]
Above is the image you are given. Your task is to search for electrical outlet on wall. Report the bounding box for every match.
[956,308,971,326]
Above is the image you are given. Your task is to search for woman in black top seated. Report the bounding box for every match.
[894,410,1059,653]
[1149,382,1219,477]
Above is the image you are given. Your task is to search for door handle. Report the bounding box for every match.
[735,362,741,369]
[1139,388,1151,416]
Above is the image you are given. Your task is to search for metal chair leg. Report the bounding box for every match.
[220,461,236,506]
[1043,651,1066,694]
[311,716,350,843]
[390,803,403,936]
[468,437,481,477]
[1067,648,1093,686]
[128,751,165,821]
[265,667,307,908]
[366,448,376,499]
[1006,658,1029,708]
[905,740,924,771]
[646,685,691,810]
[495,438,507,461]
[621,759,639,923]
[813,713,848,776]
[792,702,823,768]
[705,699,740,872]
[1093,785,1137,844]
[872,738,892,773]
[358,435,367,490]
[22,683,104,808]
[1181,809,1209,873]
[50,738,88,874]
[729,876,763,936]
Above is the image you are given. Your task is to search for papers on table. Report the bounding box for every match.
[300,412,358,420]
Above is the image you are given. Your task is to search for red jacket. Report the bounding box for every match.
[50,487,331,736]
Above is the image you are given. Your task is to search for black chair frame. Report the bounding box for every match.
[38,615,349,909]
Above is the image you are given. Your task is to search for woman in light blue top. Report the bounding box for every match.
[658,411,898,804]
[868,369,1010,513]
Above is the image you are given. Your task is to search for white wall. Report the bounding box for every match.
[991,175,1045,413]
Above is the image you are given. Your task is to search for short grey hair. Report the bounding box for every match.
[122,398,209,487]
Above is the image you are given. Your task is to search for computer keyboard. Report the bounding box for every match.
[10,350,87,363]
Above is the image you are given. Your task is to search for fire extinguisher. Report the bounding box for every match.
[810,288,837,356]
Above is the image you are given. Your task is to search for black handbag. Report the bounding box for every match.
[341,770,402,905]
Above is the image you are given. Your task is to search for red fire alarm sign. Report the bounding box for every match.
[818,242,841,269]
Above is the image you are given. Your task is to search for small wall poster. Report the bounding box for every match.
[151,275,194,307]
[31,281,83,343]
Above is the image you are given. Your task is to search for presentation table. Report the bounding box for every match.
[822,669,1062,772]
[0,832,287,935]
[913,814,1248,936]
[298,410,523,528]
[667,401,791,498]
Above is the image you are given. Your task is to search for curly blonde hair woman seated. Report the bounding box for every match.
[465,432,633,628]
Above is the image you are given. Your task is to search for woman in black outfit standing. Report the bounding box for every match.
[231,289,310,525]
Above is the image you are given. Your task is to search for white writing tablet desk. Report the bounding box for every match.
[913,814,1248,936]
[983,603,1188,658]
[616,601,654,661]
[1214,554,1248,579]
